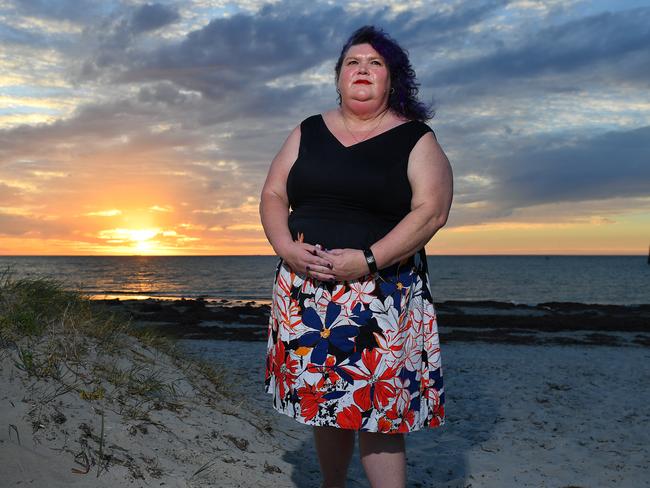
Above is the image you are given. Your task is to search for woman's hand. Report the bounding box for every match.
[280,242,336,281]
[313,248,371,282]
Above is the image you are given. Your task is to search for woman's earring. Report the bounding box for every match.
[336,88,342,105]
[390,87,395,94]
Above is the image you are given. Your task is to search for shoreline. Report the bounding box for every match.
[86,292,650,309]
[88,296,650,348]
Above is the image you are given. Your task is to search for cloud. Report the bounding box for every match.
[130,3,180,34]
[72,0,509,107]
[0,182,25,205]
[429,7,650,91]
[8,0,108,24]
[432,122,650,227]
[0,211,72,237]
[499,125,650,202]
[0,16,54,47]
[80,3,355,96]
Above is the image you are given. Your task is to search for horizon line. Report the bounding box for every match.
[0,253,647,257]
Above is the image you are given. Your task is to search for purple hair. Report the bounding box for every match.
[334,25,434,122]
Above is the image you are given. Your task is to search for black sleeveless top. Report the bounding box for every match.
[286,114,435,251]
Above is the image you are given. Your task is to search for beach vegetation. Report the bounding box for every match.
[0,265,229,400]
[0,264,246,479]
[0,269,272,486]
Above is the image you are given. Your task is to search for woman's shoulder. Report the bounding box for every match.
[404,118,436,141]
[304,112,330,122]
[299,113,325,130]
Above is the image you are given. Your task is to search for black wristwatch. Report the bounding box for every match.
[363,248,378,274]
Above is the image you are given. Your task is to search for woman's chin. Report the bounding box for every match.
[349,86,373,97]
[345,97,384,110]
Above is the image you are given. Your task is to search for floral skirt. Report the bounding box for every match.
[264,250,445,433]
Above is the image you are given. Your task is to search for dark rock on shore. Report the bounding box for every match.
[435,300,649,332]
[88,297,649,347]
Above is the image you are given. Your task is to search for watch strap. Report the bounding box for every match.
[363,248,378,274]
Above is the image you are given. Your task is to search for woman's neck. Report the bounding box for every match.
[339,102,390,126]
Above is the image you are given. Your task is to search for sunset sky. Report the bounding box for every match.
[0,0,648,256]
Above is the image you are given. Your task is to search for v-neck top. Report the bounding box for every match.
[286,113,435,250]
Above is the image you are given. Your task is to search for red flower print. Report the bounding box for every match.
[340,349,397,411]
[372,329,406,366]
[379,377,416,433]
[377,416,393,433]
[385,400,416,433]
[276,270,292,299]
[275,265,304,336]
[307,355,342,389]
[337,405,363,430]
[274,292,302,338]
[330,284,351,305]
[272,341,298,399]
[431,404,445,427]
[422,305,436,334]
[408,306,424,337]
[297,381,326,421]
[397,410,415,432]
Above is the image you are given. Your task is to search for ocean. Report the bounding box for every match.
[1,255,647,306]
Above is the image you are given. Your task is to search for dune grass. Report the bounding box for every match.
[0,265,277,482]
[0,264,234,415]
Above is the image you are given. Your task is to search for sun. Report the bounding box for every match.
[97,228,163,254]
[128,229,159,253]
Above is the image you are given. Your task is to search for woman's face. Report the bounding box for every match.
[337,43,390,107]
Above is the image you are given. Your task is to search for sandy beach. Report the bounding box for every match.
[2,296,648,487]
[178,338,650,488]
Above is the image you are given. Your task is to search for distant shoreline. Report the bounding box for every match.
[86,292,650,309]
[3,255,647,307]
[89,296,650,348]
[2,253,648,256]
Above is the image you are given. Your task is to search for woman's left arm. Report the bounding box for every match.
[313,132,453,280]
[371,131,453,269]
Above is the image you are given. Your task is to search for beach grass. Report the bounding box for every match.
[0,265,249,478]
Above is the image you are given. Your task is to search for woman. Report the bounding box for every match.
[260,25,453,488]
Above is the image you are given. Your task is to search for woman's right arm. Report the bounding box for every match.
[259,125,334,279]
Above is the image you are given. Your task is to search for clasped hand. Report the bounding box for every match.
[281,242,371,282]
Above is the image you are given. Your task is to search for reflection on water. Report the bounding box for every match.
[0,255,647,306]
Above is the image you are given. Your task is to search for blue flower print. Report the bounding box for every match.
[298,302,359,364]
[378,267,417,315]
